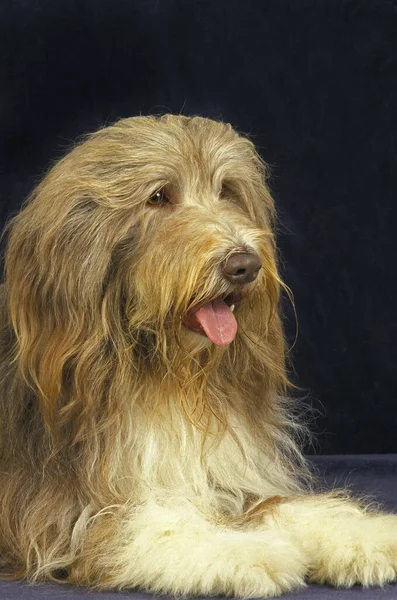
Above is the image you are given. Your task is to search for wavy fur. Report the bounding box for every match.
[0,115,397,597]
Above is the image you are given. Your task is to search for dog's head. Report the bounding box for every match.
[4,115,287,430]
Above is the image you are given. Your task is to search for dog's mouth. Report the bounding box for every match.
[182,286,252,346]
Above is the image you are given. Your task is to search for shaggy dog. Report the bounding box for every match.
[0,115,396,598]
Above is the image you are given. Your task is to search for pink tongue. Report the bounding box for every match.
[194,297,238,345]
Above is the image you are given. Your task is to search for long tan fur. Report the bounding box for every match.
[1,115,397,598]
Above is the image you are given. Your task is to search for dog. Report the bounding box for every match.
[0,114,396,598]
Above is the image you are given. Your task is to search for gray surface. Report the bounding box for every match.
[0,578,396,600]
[1,455,397,599]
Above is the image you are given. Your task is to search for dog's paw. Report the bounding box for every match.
[209,535,307,599]
[308,513,397,588]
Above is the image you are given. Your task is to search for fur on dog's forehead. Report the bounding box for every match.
[85,115,263,197]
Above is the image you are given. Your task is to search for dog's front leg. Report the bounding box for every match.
[71,498,309,598]
[268,493,397,588]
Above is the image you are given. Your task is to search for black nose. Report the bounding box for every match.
[222,252,262,285]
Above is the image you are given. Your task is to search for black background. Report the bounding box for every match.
[0,0,396,454]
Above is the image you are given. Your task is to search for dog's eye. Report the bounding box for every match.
[220,183,233,198]
[148,189,170,206]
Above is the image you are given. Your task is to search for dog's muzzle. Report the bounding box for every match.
[182,251,262,346]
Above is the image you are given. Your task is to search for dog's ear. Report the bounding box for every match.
[248,146,276,229]
[226,134,276,232]
[2,161,132,432]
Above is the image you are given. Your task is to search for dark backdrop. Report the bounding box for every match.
[0,0,396,454]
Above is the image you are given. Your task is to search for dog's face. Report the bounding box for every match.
[89,115,280,350]
[5,115,282,393]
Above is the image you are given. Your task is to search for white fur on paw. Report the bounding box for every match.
[207,535,308,599]
[309,514,397,588]
[114,503,309,598]
[137,533,308,599]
